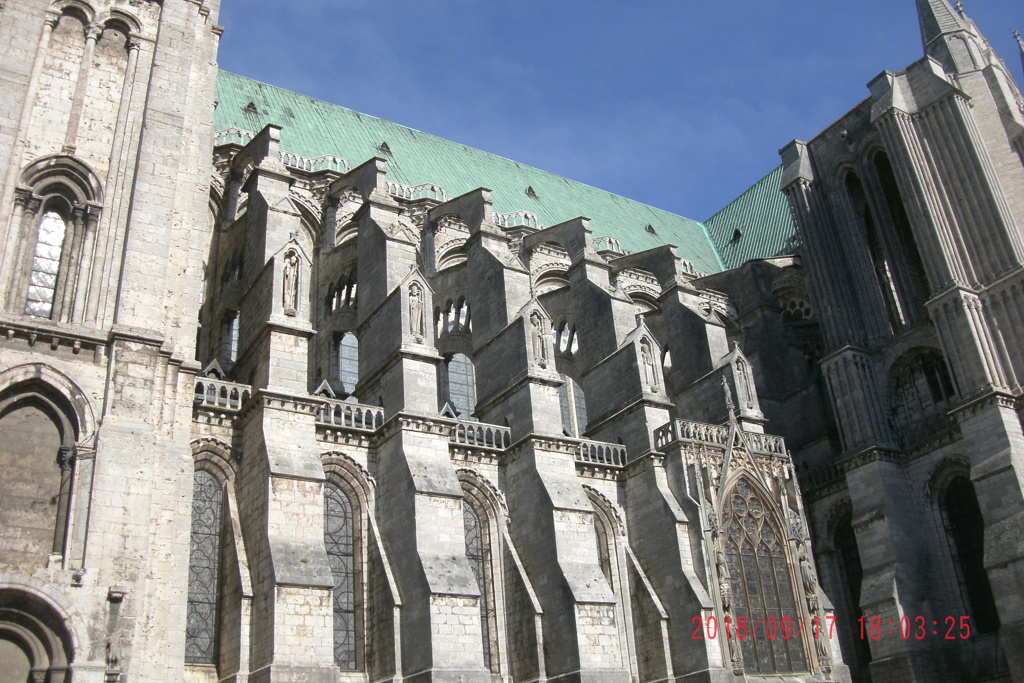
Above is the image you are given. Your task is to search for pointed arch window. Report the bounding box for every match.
[324,481,358,669]
[558,374,587,437]
[337,332,359,397]
[722,478,807,674]
[940,476,1000,635]
[463,499,496,671]
[186,469,225,665]
[24,207,68,318]
[447,353,476,419]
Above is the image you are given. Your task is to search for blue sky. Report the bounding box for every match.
[217,1,1022,222]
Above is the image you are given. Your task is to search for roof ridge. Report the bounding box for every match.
[216,70,700,224]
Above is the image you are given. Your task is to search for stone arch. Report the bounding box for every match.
[48,0,95,25]
[0,588,75,678]
[190,437,236,483]
[95,7,142,35]
[20,155,103,206]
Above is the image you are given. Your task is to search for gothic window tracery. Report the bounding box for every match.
[186,469,224,665]
[463,499,497,671]
[722,478,806,674]
[324,481,358,669]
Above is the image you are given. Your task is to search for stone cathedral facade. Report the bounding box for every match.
[0,0,1022,681]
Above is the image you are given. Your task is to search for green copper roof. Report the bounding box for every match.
[215,71,725,274]
[704,165,796,270]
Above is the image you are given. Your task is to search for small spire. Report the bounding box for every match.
[955,0,964,16]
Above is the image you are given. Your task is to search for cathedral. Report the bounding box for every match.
[0,0,1022,680]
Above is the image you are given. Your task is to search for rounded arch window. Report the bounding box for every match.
[24,202,71,318]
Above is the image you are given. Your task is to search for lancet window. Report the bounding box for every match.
[447,353,476,419]
[185,469,225,665]
[337,332,359,397]
[939,475,1000,635]
[558,374,587,437]
[324,480,358,669]
[463,499,497,671]
[722,477,806,674]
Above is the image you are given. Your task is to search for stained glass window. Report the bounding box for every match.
[723,478,807,674]
[448,353,476,419]
[25,210,67,318]
[593,512,613,588]
[186,469,224,664]
[338,333,359,396]
[324,482,357,669]
[463,501,493,670]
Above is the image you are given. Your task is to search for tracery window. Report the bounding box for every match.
[24,208,68,318]
[186,469,224,665]
[448,353,476,419]
[324,481,358,669]
[463,500,495,670]
[722,478,806,674]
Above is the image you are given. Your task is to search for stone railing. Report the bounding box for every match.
[279,151,350,173]
[194,378,252,411]
[745,432,786,455]
[575,439,627,467]
[316,398,385,432]
[386,180,448,202]
[213,128,350,173]
[494,210,542,230]
[592,235,629,255]
[449,420,512,450]
[804,464,844,490]
[214,127,254,147]
[655,419,789,456]
[655,419,730,449]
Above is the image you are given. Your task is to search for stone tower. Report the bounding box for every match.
[780,0,1024,681]
[0,0,221,679]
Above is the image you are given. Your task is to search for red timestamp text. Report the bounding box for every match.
[691,615,835,640]
[858,615,973,640]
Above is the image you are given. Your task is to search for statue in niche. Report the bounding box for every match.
[409,283,424,340]
[716,549,731,611]
[283,250,299,316]
[640,339,658,390]
[530,311,548,368]
[721,375,735,413]
[800,552,820,613]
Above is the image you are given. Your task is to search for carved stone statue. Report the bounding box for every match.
[800,554,820,613]
[409,283,424,339]
[716,549,732,610]
[640,339,658,390]
[283,250,299,315]
[530,311,547,368]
